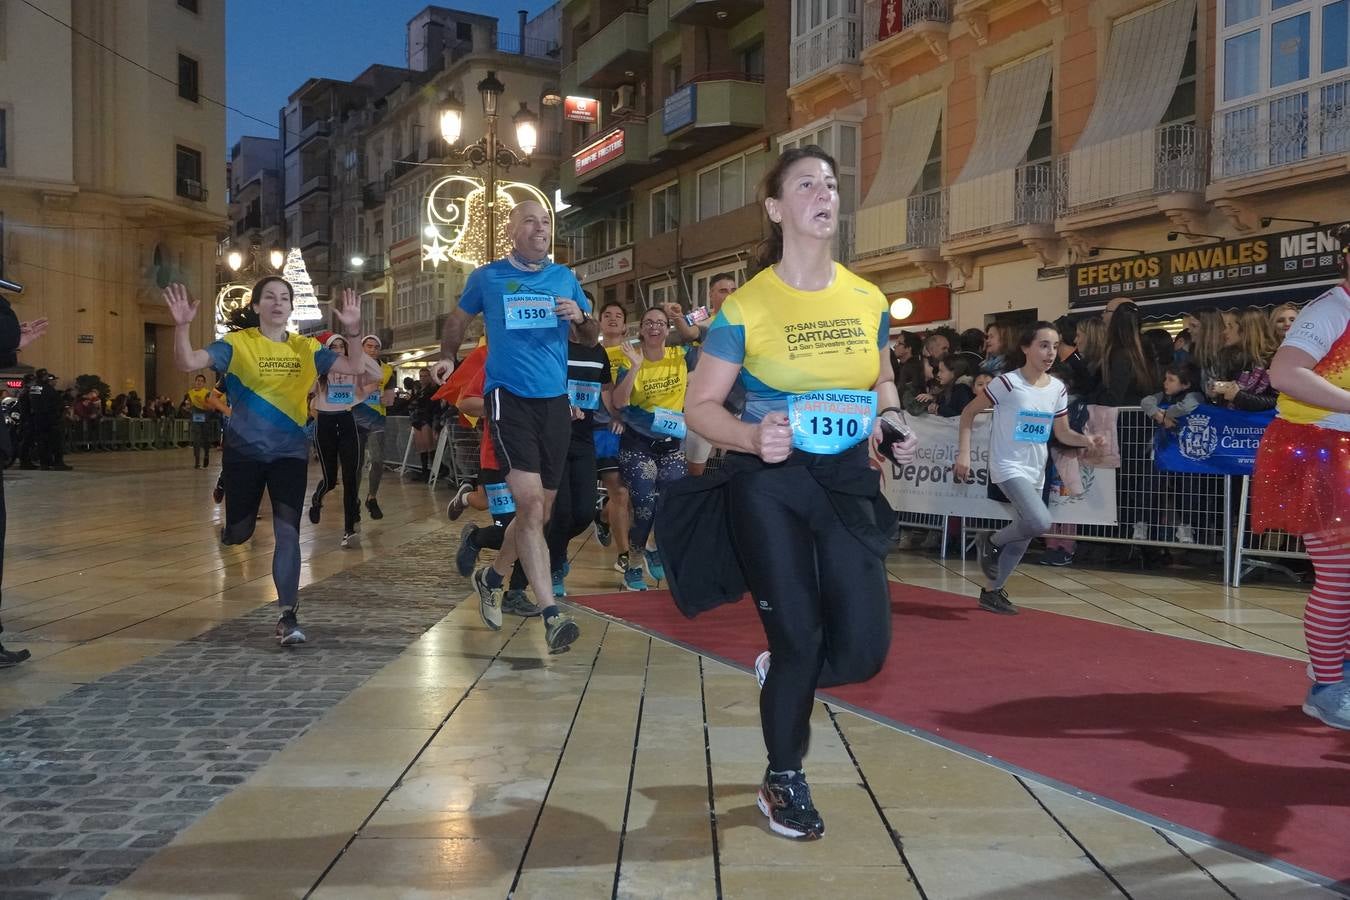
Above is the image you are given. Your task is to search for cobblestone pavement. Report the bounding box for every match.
[0,531,466,898]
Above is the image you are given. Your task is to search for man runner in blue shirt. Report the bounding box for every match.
[436,200,597,652]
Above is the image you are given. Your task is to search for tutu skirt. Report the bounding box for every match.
[1251,417,1350,537]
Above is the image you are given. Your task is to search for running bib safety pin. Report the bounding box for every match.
[787,390,878,455]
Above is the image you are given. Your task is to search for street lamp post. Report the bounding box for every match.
[438,71,539,262]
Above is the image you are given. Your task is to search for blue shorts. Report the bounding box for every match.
[593,427,620,473]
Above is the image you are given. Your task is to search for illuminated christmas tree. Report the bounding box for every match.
[281,248,323,326]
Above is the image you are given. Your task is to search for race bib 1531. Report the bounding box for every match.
[787,390,877,454]
[503,293,557,330]
[486,481,515,515]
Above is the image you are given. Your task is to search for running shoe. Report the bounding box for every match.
[544,612,580,653]
[978,588,1018,616]
[1038,549,1074,567]
[276,609,306,646]
[212,477,225,504]
[623,566,648,592]
[455,524,479,577]
[976,533,1001,583]
[1302,682,1350,730]
[757,769,824,840]
[552,570,567,598]
[446,483,473,521]
[365,497,384,520]
[613,551,630,574]
[754,651,771,689]
[0,644,32,668]
[472,566,503,630]
[308,502,322,525]
[503,589,542,617]
[340,531,357,549]
[593,498,612,547]
[1305,660,1350,681]
[644,548,665,583]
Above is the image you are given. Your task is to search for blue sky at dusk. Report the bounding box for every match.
[225,0,555,149]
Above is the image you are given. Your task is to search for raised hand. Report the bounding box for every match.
[18,318,49,350]
[620,339,643,367]
[163,284,199,326]
[334,288,362,334]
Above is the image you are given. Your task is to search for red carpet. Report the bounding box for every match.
[571,584,1350,888]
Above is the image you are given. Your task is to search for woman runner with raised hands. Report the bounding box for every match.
[164,279,381,645]
[676,146,918,841]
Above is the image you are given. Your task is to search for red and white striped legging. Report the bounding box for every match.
[1302,531,1350,683]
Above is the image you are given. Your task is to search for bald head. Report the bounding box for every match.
[509,201,552,262]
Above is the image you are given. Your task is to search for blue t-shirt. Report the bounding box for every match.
[458,259,592,399]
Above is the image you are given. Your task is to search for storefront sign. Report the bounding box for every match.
[575,248,633,285]
[574,130,625,176]
[1068,221,1348,309]
[563,96,598,124]
[662,84,697,135]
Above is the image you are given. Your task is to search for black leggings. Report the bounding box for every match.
[546,436,598,574]
[221,449,308,609]
[313,410,361,532]
[728,454,891,772]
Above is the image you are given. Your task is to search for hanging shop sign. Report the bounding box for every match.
[662,84,697,135]
[1068,221,1348,310]
[574,130,625,176]
[575,248,633,285]
[563,96,598,123]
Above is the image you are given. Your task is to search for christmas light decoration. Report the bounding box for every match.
[214,283,251,338]
[280,248,323,325]
[421,176,554,269]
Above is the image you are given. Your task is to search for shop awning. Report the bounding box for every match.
[1069,278,1339,322]
[1074,0,1196,149]
[953,51,1053,184]
[862,93,943,208]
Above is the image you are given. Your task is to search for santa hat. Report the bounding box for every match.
[361,334,382,349]
[320,332,347,350]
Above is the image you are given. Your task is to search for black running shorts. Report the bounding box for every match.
[487,388,570,491]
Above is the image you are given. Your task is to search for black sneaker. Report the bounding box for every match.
[455,523,479,577]
[544,612,580,652]
[978,588,1018,616]
[613,551,629,574]
[976,533,1001,583]
[593,498,612,547]
[0,644,32,668]
[502,589,542,617]
[308,502,321,525]
[757,769,824,840]
[275,609,307,645]
[213,477,225,504]
[365,497,384,520]
[446,483,472,521]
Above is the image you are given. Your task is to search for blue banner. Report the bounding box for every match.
[662,84,697,134]
[1152,403,1275,475]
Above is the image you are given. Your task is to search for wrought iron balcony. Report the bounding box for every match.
[946,161,1054,240]
[1056,123,1208,217]
[853,189,945,259]
[791,12,862,86]
[861,0,952,51]
[1212,75,1350,180]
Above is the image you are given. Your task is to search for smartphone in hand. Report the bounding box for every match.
[878,415,913,463]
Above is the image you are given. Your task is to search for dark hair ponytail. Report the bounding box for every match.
[751,145,838,276]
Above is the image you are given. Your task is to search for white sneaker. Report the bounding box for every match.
[754,651,771,689]
[340,531,357,548]
[1175,524,1195,544]
[1132,521,1149,541]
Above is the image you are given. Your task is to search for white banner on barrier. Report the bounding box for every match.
[882,413,1118,526]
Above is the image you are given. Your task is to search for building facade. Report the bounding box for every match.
[0,0,225,396]
[558,0,782,314]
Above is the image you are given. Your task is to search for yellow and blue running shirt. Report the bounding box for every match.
[206,328,337,460]
[701,263,889,423]
[618,345,689,439]
[458,259,592,399]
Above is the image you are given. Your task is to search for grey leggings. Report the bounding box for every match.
[359,428,385,496]
[990,477,1052,590]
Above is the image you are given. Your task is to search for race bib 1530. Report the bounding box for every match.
[1014,409,1053,443]
[503,293,557,330]
[787,390,877,454]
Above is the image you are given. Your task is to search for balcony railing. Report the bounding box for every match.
[494,31,561,59]
[176,178,208,202]
[836,212,856,263]
[946,161,1054,239]
[853,189,945,259]
[299,228,330,249]
[861,0,951,51]
[1212,75,1350,180]
[1056,123,1208,217]
[791,13,862,85]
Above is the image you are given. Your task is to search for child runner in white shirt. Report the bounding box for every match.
[955,321,1104,614]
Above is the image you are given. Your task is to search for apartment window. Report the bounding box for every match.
[177,0,199,12]
[1162,21,1200,124]
[175,145,204,199]
[0,109,7,169]
[1327,0,1349,71]
[1024,89,1054,165]
[917,123,942,193]
[178,54,199,103]
[742,42,765,79]
[456,22,473,42]
[1220,0,1348,102]
[651,181,679,234]
[646,279,677,307]
[697,147,767,221]
[608,202,634,248]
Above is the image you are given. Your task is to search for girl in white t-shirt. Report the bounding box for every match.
[955,322,1104,614]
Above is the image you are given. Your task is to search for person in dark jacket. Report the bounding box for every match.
[1093,302,1155,406]
[0,282,49,666]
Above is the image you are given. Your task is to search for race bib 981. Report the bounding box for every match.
[787,390,877,455]
[503,293,557,330]
[1014,409,1053,443]
[486,481,515,515]
[568,379,602,410]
